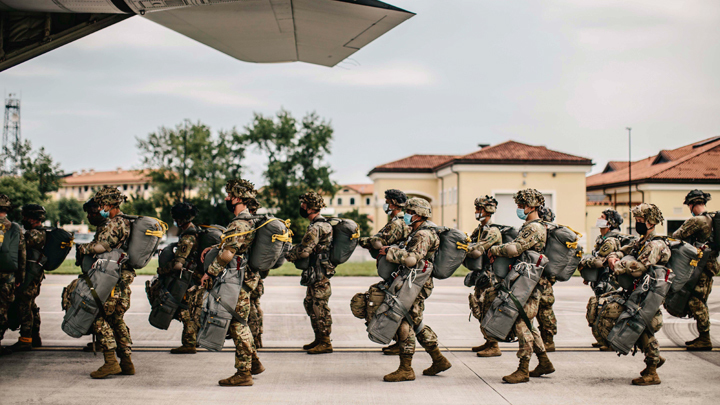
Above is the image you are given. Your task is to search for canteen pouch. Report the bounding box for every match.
[543,223,583,281]
[328,218,360,266]
[42,228,73,271]
[198,267,244,352]
[0,222,20,273]
[431,226,468,279]
[122,215,167,269]
[148,268,194,330]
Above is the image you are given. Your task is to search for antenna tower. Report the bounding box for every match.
[2,94,21,174]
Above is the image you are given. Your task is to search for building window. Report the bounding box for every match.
[366,198,370,205]
[144,184,149,190]
[337,198,343,206]
[84,186,89,192]
[350,198,355,206]
[123,184,128,190]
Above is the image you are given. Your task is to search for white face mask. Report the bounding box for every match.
[475,212,481,221]
[383,203,392,214]
[596,218,609,229]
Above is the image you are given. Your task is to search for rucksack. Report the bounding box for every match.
[430,225,469,279]
[43,228,74,271]
[0,222,21,273]
[663,239,703,317]
[326,218,360,266]
[121,215,168,269]
[465,224,517,272]
[543,222,583,281]
[198,266,244,352]
[197,225,226,252]
[248,216,292,274]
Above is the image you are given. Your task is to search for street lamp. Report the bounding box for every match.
[627,127,632,234]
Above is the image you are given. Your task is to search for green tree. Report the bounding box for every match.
[45,198,84,226]
[123,194,161,218]
[20,145,63,198]
[338,209,372,237]
[0,176,43,222]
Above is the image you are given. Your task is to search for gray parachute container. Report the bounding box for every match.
[431,226,469,279]
[61,250,125,338]
[579,254,601,283]
[463,255,484,272]
[663,240,702,317]
[198,225,225,252]
[271,242,290,269]
[148,266,194,330]
[367,262,434,345]
[0,222,21,273]
[615,255,639,290]
[481,251,547,342]
[328,218,360,266]
[157,242,177,269]
[42,228,74,271]
[198,267,243,352]
[122,215,168,269]
[462,224,515,273]
[249,216,292,274]
[203,247,239,274]
[492,256,517,279]
[543,222,583,281]
[377,253,399,282]
[294,255,310,271]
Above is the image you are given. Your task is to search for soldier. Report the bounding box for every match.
[10,204,47,351]
[600,203,670,385]
[75,186,134,379]
[537,206,557,352]
[378,197,452,382]
[359,189,410,355]
[672,190,719,351]
[80,197,108,353]
[466,196,504,357]
[488,189,555,384]
[285,192,335,354]
[246,197,265,348]
[201,180,263,386]
[0,194,26,356]
[579,209,625,349]
[163,202,202,354]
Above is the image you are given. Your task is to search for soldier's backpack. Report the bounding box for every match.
[663,240,704,317]
[197,263,243,352]
[543,222,583,281]
[147,243,195,330]
[121,215,168,269]
[464,224,517,272]
[248,216,292,274]
[0,222,21,273]
[481,251,547,342]
[367,261,434,344]
[327,218,360,266]
[431,225,469,279]
[43,228,74,271]
[377,253,399,282]
[61,250,126,338]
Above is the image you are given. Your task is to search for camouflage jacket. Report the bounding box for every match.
[286,215,333,262]
[580,229,624,269]
[0,216,26,280]
[489,218,546,258]
[160,223,200,279]
[359,214,409,249]
[671,213,719,275]
[609,230,670,275]
[386,221,440,265]
[77,213,131,255]
[208,210,256,277]
[468,220,503,256]
[25,226,46,252]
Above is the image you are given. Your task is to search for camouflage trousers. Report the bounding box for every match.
[514,292,546,360]
[469,283,497,342]
[248,278,264,344]
[397,277,438,355]
[0,274,15,341]
[177,285,205,347]
[596,300,663,366]
[230,272,259,372]
[93,270,134,358]
[304,277,332,337]
[16,273,44,337]
[537,277,557,337]
[687,272,714,333]
[586,295,603,343]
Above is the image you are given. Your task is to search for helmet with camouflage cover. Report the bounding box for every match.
[631,203,664,225]
[0,194,12,212]
[384,189,408,208]
[474,195,498,214]
[22,204,46,221]
[405,197,432,218]
[246,197,261,213]
[513,188,545,208]
[539,206,555,222]
[171,202,198,223]
[299,191,326,210]
[602,209,623,229]
[94,186,127,207]
[225,179,256,200]
[684,189,711,206]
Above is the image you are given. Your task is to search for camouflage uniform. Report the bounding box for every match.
[248,278,264,347]
[16,226,46,339]
[0,215,26,347]
[359,214,410,249]
[467,222,502,341]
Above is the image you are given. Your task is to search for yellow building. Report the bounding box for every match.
[368,141,593,245]
[586,136,720,241]
[323,184,375,220]
[50,169,154,201]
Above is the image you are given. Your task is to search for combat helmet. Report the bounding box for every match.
[246,198,261,213]
[299,192,326,211]
[22,204,46,221]
[405,197,432,218]
[602,209,623,229]
[631,203,664,225]
[539,206,555,222]
[684,190,711,206]
[0,194,12,212]
[171,202,198,224]
[94,186,127,207]
[513,188,545,208]
[226,179,256,200]
[474,195,498,214]
[384,189,408,208]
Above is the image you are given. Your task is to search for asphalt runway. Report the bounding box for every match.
[1,275,719,404]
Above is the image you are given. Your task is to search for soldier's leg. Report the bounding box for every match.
[113,271,135,365]
[586,296,603,347]
[504,318,532,384]
[173,287,200,353]
[469,286,485,351]
[90,308,122,379]
[687,273,713,351]
[220,286,255,386]
[307,278,333,354]
[248,279,264,348]
[0,275,15,355]
[632,331,661,386]
[31,301,41,345]
[13,287,36,350]
[537,278,557,351]
[384,320,415,382]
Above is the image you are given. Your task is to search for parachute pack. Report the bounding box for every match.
[121,215,168,269]
[248,216,292,274]
[198,266,244,352]
[663,239,704,317]
[43,228,74,271]
[543,222,583,281]
[431,225,469,279]
[147,243,195,330]
[326,217,360,266]
[0,222,21,273]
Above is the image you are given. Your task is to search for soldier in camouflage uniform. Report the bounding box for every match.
[202,180,263,386]
[246,198,265,348]
[80,197,108,353]
[163,202,202,354]
[466,196,504,357]
[601,203,670,386]
[672,190,719,351]
[0,194,26,356]
[75,187,134,379]
[10,205,47,351]
[359,189,410,355]
[285,192,335,355]
[537,206,558,352]
[579,209,626,349]
[488,189,555,384]
[378,197,452,382]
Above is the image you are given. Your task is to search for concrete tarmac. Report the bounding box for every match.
[1,275,719,404]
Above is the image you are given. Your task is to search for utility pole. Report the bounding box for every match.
[2,94,21,174]
[182,125,187,202]
[627,127,632,234]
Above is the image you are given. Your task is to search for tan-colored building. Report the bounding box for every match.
[50,169,154,201]
[586,136,720,241]
[367,141,593,245]
[322,183,375,220]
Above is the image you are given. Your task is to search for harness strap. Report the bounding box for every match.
[378,283,424,335]
[499,284,536,333]
[80,274,108,321]
[208,289,248,327]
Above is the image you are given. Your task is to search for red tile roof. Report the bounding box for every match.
[63,169,150,186]
[369,154,458,173]
[342,184,374,194]
[587,136,720,190]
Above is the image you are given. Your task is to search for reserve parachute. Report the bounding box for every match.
[543,222,583,281]
[121,215,168,269]
[663,239,704,317]
[327,217,360,266]
[197,255,243,352]
[0,222,21,272]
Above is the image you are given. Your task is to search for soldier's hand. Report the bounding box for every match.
[200,273,211,288]
[378,246,389,256]
[607,257,619,271]
[201,247,211,263]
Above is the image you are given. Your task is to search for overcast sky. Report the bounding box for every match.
[1,0,719,186]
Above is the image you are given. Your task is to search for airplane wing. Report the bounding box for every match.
[142,0,415,67]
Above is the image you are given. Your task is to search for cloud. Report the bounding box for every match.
[126,78,265,107]
[317,62,437,87]
[2,64,62,78]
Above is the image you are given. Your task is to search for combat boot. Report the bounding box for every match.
[302,333,320,351]
[472,341,491,352]
[170,345,197,354]
[686,331,712,351]
[307,336,333,354]
[591,342,602,348]
[422,346,451,376]
[119,353,135,375]
[632,365,660,386]
[384,354,415,382]
[32,331,42,348]
[10,337,33,352]
[477,342,501,357]
[219,370,253,386]
[383,342,401,356]
[640,357,665,376]
[685,336,700,346]
[529,352,555,377]
[542,331,555,352]
[90,351,122,379]
[502,358,530,384]
[251,352,265,375]
[598,345,613,351]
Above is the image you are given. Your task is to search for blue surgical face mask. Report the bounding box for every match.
[383,203,392,215]
[516,208,528,220]
[404,213,413,226]
[100,209,110,218]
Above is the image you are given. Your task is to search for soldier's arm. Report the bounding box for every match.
[469,227,502,257]
[207,223,252,277]
[671,217,701,241]
[387,230,431,266]
[166,234,197,272]
[489,224,540,258]
[584,239,622,269]
[286,225,320,262]
[16,230,26,284]
[615,240,666,276]
[78,218,127,255]
[26,229,47,250]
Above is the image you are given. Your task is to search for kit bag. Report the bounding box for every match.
[543,222,583,281]
[248,216,292,274]
[663,240,703,317]
[61,250,125,338]
[431,226,469,279]
[121,215,168,269]
[198,225,225,252]
[42,228,74,271]
[197,266,244,352]
[0,222,20,273]
[148,268,194,330]
[327,218,360,266]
